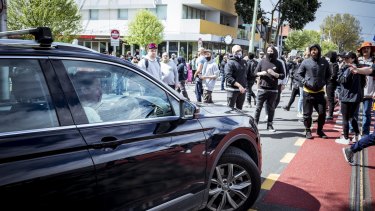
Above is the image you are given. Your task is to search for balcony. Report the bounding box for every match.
[201,0,236,15]
[200,20,237,37]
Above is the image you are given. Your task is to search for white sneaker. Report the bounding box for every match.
[335,136,350,145]
[297,112,303,118]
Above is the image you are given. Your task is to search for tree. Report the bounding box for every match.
[320,14,362,52]
[8,0,81,42]
[284,30,320,51]
[275,0,321,44]
[125,10,164,50]
[321,40,338,56]
[235,0,264,24]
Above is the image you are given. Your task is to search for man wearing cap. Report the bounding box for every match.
[193,47,206,102]
[352,41,375,136]
[296,44,331,139]
[224,45,248,109]
[138,43,162,80]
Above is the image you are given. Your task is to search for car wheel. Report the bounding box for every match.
[205,146,261,211]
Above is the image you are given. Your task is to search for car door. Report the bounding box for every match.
[52,58,207,210]
[0,58,96,209]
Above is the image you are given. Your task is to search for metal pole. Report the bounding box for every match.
[0,0,6,33]
[249,0,259,53]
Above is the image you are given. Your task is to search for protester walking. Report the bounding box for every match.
[296,44,331,139]
[194,47,206,102]
[201,49,219,103]
[224,45,248,109]
[160,52,179,89]
[220,54,228,90]
[336,52,366,143]
[138,43,162,80]
[246,53,258,107]
[283,57,302,111]
[325,51,339,120]
[254,45,285,132]
[177,56,190,100]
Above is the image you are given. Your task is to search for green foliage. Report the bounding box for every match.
[234,0,264,24]
[321,40,338,56]
[284,30,320,51]
[279,0,321,30]
[125,10,164,49]
[8,0,81,42]
[320,14,362,52]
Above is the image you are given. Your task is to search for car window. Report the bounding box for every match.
[0,59,59,133]
[61,60,175,123]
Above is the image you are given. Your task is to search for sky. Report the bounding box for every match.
[260,0,375,42]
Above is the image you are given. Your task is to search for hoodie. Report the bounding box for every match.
[224,55,248,91]
[296,44,331,92]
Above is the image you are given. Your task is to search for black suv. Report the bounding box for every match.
[0,27,261,211]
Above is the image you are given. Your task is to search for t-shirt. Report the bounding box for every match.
[202,60,219,91]
[161,60,179,86]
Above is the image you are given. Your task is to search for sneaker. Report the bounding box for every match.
[317,130,328,139]
[282,106,290,111]
[326,116,333,121]
[353,134,361,143]
[305,129,313,139]
[267,125,276,132]
[336,136,350,145]
[342,147,354,165]
[297,112,303,118]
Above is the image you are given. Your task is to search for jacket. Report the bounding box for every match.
[255,58,285,90]
[337,65,364,103]
[296,44,331,92]
[327,62,339,86]
[246,59,258,83]
[224,56,248,91]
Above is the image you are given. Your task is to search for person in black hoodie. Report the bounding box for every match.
[246,53,258,107]
[325,51,339,120]
[224,45,248,110]
[296,44,331,139]
[254,45,285,131]
[176,56,190,100]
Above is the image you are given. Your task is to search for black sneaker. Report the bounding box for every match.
[317,130,328,139]
[282,106,290,111]
[267,125,276,132]
[326,116,333,121]
[342,147,354,165]
[305,129,313,139]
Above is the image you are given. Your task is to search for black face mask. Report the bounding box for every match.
[205,57,211,61]
[266,53,274,61]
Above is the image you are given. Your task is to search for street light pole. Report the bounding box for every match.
[249,0,259,53]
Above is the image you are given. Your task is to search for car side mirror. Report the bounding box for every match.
[181,100,199,119]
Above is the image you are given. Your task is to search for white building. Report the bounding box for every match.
[75,0,261,58]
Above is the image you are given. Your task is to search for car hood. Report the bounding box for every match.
[196,103,250,117]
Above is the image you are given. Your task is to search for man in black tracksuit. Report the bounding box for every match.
[254,45,285,131]
[225,45,248,110]
[296,44,331,139]
[325,51,339,120]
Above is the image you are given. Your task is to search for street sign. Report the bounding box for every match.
[110,29,120,47]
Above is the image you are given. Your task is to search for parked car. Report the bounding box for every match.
[0,27,261,211]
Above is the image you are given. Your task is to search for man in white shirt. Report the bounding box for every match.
[201,49,219,103]
[160,52,179,89]
[138,43,162,80]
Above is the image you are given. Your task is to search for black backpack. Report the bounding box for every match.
[145,58,160,70]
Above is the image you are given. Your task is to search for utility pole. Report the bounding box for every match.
[249,0,259,53]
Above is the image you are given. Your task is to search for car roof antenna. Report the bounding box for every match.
[0,27,54,47]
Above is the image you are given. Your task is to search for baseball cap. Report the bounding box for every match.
[147,43,158,50]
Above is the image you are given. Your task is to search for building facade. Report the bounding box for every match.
[75,0,262,59]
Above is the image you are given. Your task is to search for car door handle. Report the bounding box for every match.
[98,136,121,150]
[101,136,118,142]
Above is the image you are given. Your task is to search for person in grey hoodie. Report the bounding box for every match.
[201,49,219,103]
[296,44,331,139]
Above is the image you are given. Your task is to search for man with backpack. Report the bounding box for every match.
[138,43,162,80]
[246,53,258,107]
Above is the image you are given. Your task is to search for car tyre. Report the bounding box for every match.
[205,146,261,211]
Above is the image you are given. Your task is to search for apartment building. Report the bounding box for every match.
[76,0,261,58]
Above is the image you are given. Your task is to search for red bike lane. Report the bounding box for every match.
[261,113,375,210]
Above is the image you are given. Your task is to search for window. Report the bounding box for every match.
[89,9,99,20]
[62,60,176,124]
[0,59,59,133]
[118,9,128,20]
[182,5,205,20]
[156,5,167,20]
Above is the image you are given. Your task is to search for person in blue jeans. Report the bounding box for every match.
[343,63,375,164]
[193,47,206,102]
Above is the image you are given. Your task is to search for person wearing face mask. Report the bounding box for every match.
[254,45,285,132]
[201,49,219,103]
[224,45,249,109]
[296,44,331,139]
